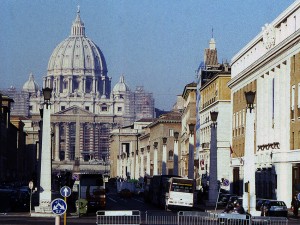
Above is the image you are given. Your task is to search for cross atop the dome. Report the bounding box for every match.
[77,5,80,14]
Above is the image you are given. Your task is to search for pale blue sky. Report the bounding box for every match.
[0,0,296,110]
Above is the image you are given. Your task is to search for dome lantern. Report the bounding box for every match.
[71,5,85,37]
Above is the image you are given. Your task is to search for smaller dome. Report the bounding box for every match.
[23,73,40,93]
[113,75,130,93]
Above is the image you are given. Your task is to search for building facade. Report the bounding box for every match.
[196,38,232,192]
[180,83,197,179]
[228,0,300,207]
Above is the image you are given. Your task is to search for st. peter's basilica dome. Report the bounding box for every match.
[47,8,107,76]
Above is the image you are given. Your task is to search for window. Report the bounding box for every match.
[292,85,295,120]
[169,129,174,137]
[118,107,122,112]
[85,106,89,111]
[168,150,174,160]
[29,105,33,110]
[61,106,65,110]
[102,105,108,111]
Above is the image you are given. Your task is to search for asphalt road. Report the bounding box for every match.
[1,186,299,225]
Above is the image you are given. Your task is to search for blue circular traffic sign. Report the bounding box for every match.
[51,198,67,215]
[222,179,230,186]
[297,193,300,201]
[60,186,71,197]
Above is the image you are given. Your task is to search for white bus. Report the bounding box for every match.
[166,177,195,210]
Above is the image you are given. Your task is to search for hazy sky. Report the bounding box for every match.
[0,0,296,110]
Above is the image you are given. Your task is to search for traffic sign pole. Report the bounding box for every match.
[55,215,60,225]
[64,196,67,225]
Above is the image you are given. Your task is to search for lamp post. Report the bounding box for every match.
[36,87,53,213]
[188,123,195,179]
[243,91,256,214]
[173,132,179,176]
[208,111,218,207]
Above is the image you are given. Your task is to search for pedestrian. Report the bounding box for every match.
[291,195,299,217]
[233,201,245,214]
[223,202,234,213]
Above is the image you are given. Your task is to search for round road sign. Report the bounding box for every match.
[51,198,67,215]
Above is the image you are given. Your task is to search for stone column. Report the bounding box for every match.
[208,118,218,206]
[83,78,86,93]
[275,161,292,207]
[122,153,127,179]
[140,149,144,177]
[117,155,120,177]
[153,142,158,175]
[162,137,167,175]
[65,123,70,161]
[79,123,84,161]
[173,132,179,175]
[146,145,151,176]
[92,77,96,93]
[130,152,135,179]
[89,124,94,160]
[135,150,139,179]
[243,107,256,213]
[68,77,72,93]
[188,124,195,179]
[37,103,52,210]
[102,76,106,96]
[54,123,60,161]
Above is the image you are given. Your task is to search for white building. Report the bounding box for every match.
[228,0,300,207]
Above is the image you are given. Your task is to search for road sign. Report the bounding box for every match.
[222,179,230,186]
[51,198,67,215]
[72,174,79,181]
[297,193,300,201]
[60,186,71,197]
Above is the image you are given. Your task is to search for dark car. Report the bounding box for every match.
[260,200,288,217]
[119,188,132,198]
[217,194,237,207]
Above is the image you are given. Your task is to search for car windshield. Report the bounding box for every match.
[269,201,286,206]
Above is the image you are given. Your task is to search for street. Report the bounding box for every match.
[0,186,299,225]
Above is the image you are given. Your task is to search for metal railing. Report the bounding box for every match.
[96,210,141,225]
[145,210,177,225]
[96,210,289,225]
[252,216,288,225]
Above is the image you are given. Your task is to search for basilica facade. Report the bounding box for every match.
[16,9,155,174]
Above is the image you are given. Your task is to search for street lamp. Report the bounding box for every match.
[210,111,218,124]
[208,111,219,208]
[42,87,52,108]
[35,87,53,213]
[173,132,179,176]
[245,91,256,113]
[243,90,256,214]
[188,123,195,179]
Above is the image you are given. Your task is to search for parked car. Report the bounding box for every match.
[260,200,288,217]
[119,188,132,198]
[217,194,237,207]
